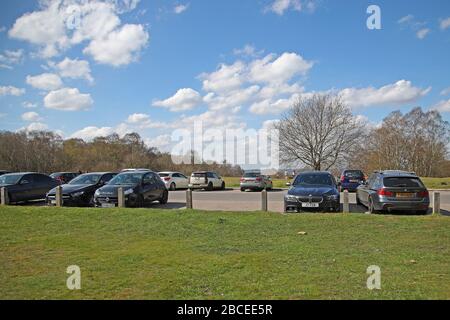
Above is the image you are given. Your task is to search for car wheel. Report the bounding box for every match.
[169,183,176,191]
[88,195,95,207]
[206,182,213,191]
[159,190,168,204]
[368,197,378,214]
[221,182,225,190]
[240,187,245,192]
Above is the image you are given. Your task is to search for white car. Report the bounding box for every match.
[158,172,189,191]
[189,171,225,191]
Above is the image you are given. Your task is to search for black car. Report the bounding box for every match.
[46,172,116,207]
[50,172,79,185]
[284,171,340,213]
[94,170,168,208]
[0,172,59,203]
[356,170,430,214]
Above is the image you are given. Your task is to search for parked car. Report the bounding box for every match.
[158,172,189,190]
[356,170,430,214]
[240,171,273,191]
[284,171,340,213]
[46,172,116,207]
[0,172,59,203]
[0,170,11,176]
[189,171,225,191]
[94,170,168,208]
[50,172,79,185]
[339,169,366,192]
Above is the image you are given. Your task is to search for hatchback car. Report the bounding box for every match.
[94,170,168,208]
[158,172,189,190]
[0,172,59,203]
[189,171,225,191]
[240,171,273,191]
[46,172,116,207]
[50,172,79,184]
[356,170,430,214]
[284,171,340,213]
[339,169,366,192]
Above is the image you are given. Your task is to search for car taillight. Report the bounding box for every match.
[378,188,394,197]
[418,190,429,198]
[163,177,171,181]
[240,178,245,182]
[340,175,345,182]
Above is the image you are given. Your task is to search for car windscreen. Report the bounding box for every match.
[0,174,23,185]
[383,177,424,188]
[243,172,260,178]
[69,174,102,185]
[192,173,206,177]
[158,173,169,177]
[108,173,143,185]
[50,173,62,178]
[344,170,364,178]
[293,174,334,186]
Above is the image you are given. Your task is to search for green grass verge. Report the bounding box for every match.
[0,206,449,299]
[224,177,450,190]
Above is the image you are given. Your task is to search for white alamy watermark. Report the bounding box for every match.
[366,265,381,290]
[66,265,81,290]
[170,121,280,172]
[367,5,382,30]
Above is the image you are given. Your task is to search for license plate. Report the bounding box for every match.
[350,179,358,183]
[101,203,115,208]
[302,203,319,208]
[396,193,414,198]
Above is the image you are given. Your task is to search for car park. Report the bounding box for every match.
[240,171,273,191]
[189,171,225,191]
[0,172,59,203]
[158,172,189,190]
[46,172,116,207]
[339,169,365,192]
[284,171,340,213]
[94,170,168,208]
[356,170,430,214]
[50,172,79,185]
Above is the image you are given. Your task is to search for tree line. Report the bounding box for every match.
[0,131,243,177]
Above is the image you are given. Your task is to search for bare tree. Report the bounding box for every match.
[275,94,366,171]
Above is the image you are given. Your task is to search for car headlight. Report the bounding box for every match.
[94,190,101,196]
[325,194,339,201]
[71,191,84,197]
[124,188,134,196]
[285,195,298,202]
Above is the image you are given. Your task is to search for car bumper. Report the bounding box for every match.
[240,182,265,190]
[46,195,90,207]
[188,184,209,189]
[284,199,340,213]
[341,182,362,191]
[374,199,430,212]
[94,194,139,207]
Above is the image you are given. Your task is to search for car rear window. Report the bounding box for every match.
[192,173,206,177]
[159,173,169,177]
[383,177,424,188]
[344,170,364,178]
[243,172,260,178]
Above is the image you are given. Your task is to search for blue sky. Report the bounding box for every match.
[0,0,449,150]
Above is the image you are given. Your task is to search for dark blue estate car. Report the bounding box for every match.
[284,171,340,213]
[339,169,366,192]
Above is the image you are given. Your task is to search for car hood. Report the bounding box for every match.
[288,185,337,196]
[96,184,137,196]
[48,184,96,195]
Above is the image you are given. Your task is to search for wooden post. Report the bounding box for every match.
[433,192,440,215]
[118,187,125,208]
[1,187,9,205]
[343,190,349,213]
[55,186,62,207]
[261,189,268,212]
[186,189,193,209]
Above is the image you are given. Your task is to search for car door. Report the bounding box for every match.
[178,173,189,188]
[212,173,222,188]
[19,174,37,201]
[143,173,160,201]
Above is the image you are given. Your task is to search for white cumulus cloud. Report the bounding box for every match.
[44,88,93,111]
[174,4,189,14]
[26,73,63,91]
[153,88,202,112]
[54,57,93,83]
[21,111,42,122]
[0,85,25,96]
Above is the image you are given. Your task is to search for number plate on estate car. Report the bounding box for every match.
[396,193,414,198]
[302,203,319,208]
[101,203,116,208]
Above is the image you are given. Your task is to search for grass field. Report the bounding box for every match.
[1,206,449,299]
[223,177,450,189]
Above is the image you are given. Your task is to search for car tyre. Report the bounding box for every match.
[221,182,225,190]
[159,190,168,204]
[240,187,245,192]
[169,183,176,191]
[206,182,213,191]
[368,197,378,214]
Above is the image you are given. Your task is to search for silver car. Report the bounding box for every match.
[240,172,273,191]
[356,170,430,214]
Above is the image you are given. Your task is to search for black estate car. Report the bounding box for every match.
[284,171,340,213]
[46,172,116,207]
[94,170,168,208]
[0,172,59,203]
[356,170,430,214]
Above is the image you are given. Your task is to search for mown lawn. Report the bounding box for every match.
[0,206,449,300]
